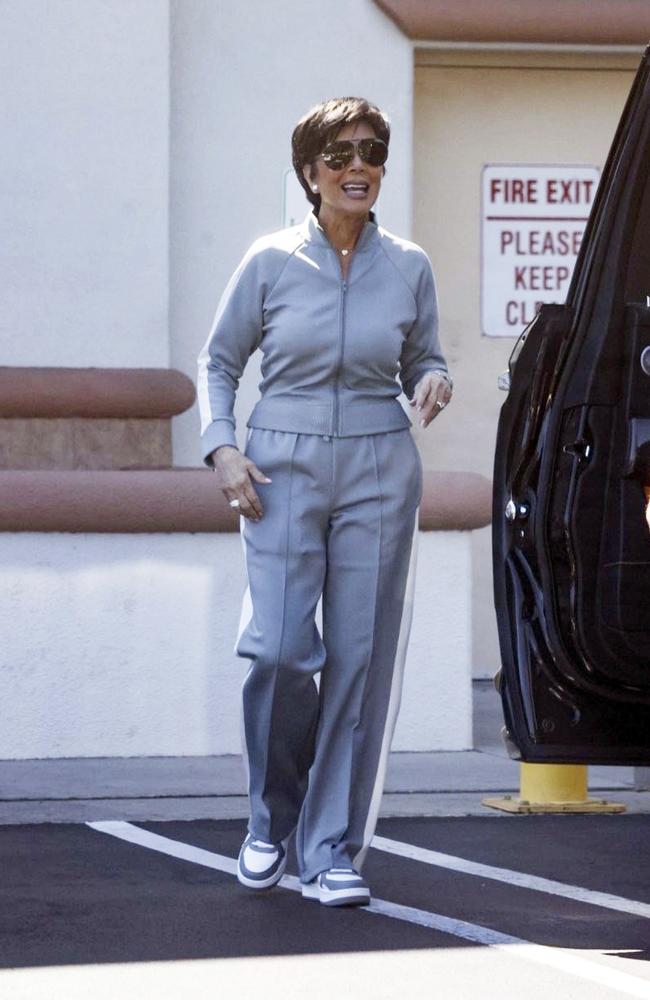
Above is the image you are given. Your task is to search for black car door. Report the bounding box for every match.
[493,45,650,764]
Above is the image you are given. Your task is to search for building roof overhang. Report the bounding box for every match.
[373,0,649,47]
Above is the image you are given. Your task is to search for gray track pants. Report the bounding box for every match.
[234,426,422,883]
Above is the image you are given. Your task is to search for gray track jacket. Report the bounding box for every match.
[197,209,448,465]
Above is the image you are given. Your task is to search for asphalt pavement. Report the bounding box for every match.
[2,814,650,999]
[3,681,650,998]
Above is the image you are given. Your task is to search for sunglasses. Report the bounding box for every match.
[319,137,388,171]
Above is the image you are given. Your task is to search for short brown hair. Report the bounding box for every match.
[291,97,390,213]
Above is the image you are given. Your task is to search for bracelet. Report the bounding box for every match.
[429,369,453,391]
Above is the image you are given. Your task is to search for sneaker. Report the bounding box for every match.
[301,868,370,907]
[237,833,288,890]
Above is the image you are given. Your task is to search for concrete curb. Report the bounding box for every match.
[2,750,648,824]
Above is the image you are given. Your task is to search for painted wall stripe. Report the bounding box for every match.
[87,821,650,999]
[372,835,650,920]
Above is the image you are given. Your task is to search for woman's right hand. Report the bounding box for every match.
[210,445,271,522]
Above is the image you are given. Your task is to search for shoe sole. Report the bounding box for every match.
[319,887,370,907]
[301,881,370,907]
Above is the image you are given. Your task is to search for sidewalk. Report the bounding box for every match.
[2,681,650,823]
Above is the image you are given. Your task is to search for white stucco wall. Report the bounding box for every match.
[2,0,411,423]
[0,531,471,759]
[1,0,170,368]
[169,0,415,466]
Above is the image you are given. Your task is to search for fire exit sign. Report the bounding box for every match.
[481,164,600,337]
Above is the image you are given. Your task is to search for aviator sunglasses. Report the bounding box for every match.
[319,137,388,171]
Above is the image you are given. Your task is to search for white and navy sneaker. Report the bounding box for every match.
[236,834,288,890]
[301,868,370,907]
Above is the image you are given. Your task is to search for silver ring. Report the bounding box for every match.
[229,499,241,508]
[436,400,445,410]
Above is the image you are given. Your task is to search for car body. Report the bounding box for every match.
[493,44,650,764]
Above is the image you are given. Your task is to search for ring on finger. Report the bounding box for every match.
[229,498,241,508]
[435,400,445,410]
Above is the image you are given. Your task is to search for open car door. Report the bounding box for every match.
[493,45,650,764]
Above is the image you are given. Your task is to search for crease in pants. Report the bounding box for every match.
[353,506,419,872]
[237,430,326,844]
[234,428,420,874]
[295,433,384,876]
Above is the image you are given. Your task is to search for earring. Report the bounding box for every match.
[312,184,318,192]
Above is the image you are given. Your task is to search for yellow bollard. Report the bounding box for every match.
[483,763,626,814]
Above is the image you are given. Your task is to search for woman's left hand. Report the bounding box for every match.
[409,372,453,428]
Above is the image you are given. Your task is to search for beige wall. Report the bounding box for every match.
[412,50,638,676]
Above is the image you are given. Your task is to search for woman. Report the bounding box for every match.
[197,97,452,907]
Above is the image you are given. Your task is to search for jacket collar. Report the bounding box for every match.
[303,209,378,254]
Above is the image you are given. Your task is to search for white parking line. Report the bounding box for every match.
[87,821,650,999]
[87,820,238,877]
[372,835,650,920]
